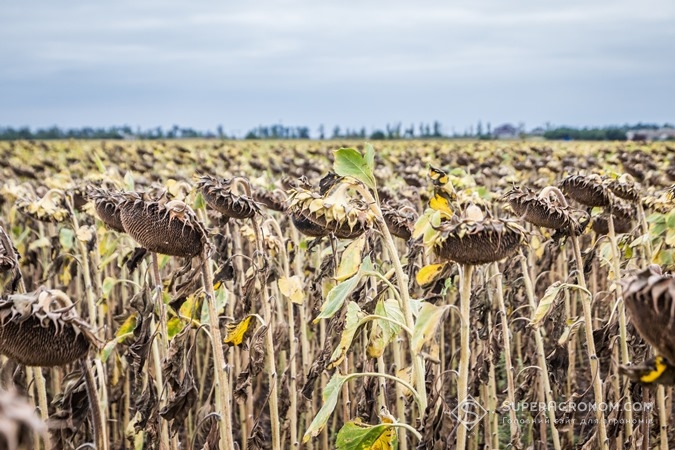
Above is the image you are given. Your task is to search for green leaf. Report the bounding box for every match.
[102,277,116,297]
[336,421,395,450]
[328,302,365,369]
[193,191,206,210]
[315,273,361,323]
[367,299,404,358]
[667,210,675,230]
[124,171,135,191]
[531,282,564,328]
[333,148,376,189]
[303,374,348,443]
[364,143,375,171]
[59,228,75,250]
[201,284,228,324]
[336,235,366,281]
[92,152,106,173]
[100,340,117,363]
[411,302,449,354]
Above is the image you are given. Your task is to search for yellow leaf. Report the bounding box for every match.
[428,165,449,186]
[178,294,203,325]
[115,313,138,343]
[428,192,453,217]
[415,263,447,286]
[167,317,186,339]
[278,276,305,304]
[224,316,255,346]
[335,235,366,281]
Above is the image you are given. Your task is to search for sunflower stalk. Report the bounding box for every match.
[606,214,633,439]
[519,250,561,450]
[456,263,473,450]
[570,234,608,449]
[490,262,520,444]
[356,185,428,415]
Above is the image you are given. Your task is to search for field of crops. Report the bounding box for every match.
[0,139,674,450]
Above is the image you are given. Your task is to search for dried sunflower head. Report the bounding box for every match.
[607,175,641,203]
[87,186,126,232]
[381,200,417,240]
[0,388,46,449]
[591,202,634,235]
[560,174,612,207]
[502,185,581,231]
[252,187,287,212]
[119,192,208,257]
[622,266,675,365]
[430,207,525,265]
[196,175,261,220]
[287,177,376,240]
[15,189,69,223]
[0,288,96,366]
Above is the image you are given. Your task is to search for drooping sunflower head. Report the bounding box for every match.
[429,205,525,265]
[119,192,208,257]
[15,189,70,223]
[196,174,261,220]
[0,288,97,367]
[253,186,287,212]
[381,200,418,240]
[560,174,612,208]
[87,186,126,232]
[591,201,634,235]
[622,266,675,365]
[287,176,376,240]
[502,185,581,231]
[607,174,641,203]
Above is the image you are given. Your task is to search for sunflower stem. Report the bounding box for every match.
[82,356,107,450]
[250,217,281,450]
[657,386,668,450]
[519,251,561,450]
[491,262,520,445]
[200,248,235,450]
[358,187,428,416]
[606,214,633,439]
[456,263,473,450]
[570,234,608,449]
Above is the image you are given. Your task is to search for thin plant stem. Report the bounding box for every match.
[200,247,235,450]
[491,262,520,445]
[570,235,608,449]
[519,251,561,450]
[456,263,473,450]
[606,215,633,439]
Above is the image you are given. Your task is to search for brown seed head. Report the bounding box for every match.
[0,288,96,366]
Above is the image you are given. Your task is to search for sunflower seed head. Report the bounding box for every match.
[0,288,97,367]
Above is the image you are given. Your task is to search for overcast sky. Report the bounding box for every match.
[1,0,674,136]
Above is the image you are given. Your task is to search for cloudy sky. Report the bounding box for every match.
[1,0,674,136]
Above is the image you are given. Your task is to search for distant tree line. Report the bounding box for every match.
[0,125,223,141]
[0,122,672,141]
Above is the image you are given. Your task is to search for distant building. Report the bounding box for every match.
[493,123,518,139]
[626,128,675,141]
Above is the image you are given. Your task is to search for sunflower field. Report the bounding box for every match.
[0,139,674,450]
